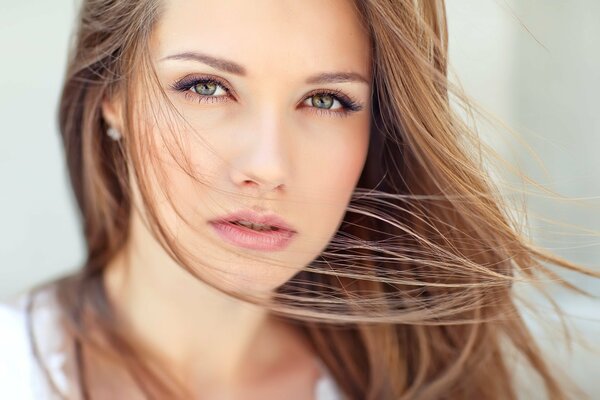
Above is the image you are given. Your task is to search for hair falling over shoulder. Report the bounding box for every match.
[44,0,599,399]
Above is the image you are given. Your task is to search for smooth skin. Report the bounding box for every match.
[101,0,372,398]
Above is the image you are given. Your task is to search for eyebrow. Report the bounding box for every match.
[160,51,369,85]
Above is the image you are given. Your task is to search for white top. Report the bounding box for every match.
[0,285,344,399]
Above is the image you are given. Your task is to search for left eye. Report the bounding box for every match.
[190,81,228,97]
[303,93,343,110]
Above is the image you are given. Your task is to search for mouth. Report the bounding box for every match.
[209,208,296,232]
[208,209,297,251]
[227,220,284,231]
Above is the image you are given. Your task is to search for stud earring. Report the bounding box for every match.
[107,126,122,141]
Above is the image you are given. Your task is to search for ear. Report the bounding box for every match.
[101,94,124,132]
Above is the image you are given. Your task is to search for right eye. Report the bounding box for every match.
[170,75,232,104]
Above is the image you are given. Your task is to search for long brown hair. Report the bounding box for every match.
[41,0,598,398]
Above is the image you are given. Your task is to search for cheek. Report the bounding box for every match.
[310,124,370,202]
[140,118,223,227]
[296,121,370,242]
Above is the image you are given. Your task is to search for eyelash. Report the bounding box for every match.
[169,75,363,117]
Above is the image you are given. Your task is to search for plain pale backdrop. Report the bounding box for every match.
[0,0,598,396]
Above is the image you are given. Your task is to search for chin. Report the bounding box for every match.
[206,264,300,298]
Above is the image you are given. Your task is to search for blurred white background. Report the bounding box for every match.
[0,0,598,397]
[445,2,600,397]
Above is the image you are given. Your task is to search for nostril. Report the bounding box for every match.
[240,179,259,188]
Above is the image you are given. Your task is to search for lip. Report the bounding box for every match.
[209,209,296,232]
[208,209,297,251]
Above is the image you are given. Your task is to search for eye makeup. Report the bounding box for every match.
[168,74,364,117]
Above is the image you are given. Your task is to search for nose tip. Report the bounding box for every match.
[230,109,289,193]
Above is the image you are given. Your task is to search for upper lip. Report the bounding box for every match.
[209,209,296,232]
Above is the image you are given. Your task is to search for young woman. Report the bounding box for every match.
[1,0,597,399]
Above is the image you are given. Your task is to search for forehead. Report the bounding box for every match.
[151,0,371,79]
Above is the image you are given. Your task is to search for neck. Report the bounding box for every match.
[102,213,301,391]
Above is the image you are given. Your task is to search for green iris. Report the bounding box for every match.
[311,94,334,109]
[193,82,218,96]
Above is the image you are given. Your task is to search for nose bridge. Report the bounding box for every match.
[233,101,290,188]
[251,100,290,159]
[256,101,285,148]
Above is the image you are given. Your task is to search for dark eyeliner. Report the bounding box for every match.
[169,75,231,94]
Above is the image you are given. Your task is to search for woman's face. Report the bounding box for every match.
[134,0,372,294]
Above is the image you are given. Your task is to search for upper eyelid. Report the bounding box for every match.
[171,74,232,94]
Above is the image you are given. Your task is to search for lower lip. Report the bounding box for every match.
[209,221,296,251]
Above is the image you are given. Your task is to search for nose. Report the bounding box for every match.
[229,108,289,194]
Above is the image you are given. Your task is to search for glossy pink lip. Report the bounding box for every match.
[208,209,297,251]
[210,209,296,232]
